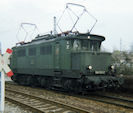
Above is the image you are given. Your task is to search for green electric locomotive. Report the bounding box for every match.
[10,3,123,92]
[10,32,123,91]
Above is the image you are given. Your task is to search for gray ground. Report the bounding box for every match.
[5,101,33,113]
[4,79,32,113]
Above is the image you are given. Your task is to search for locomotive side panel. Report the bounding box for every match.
[11,47,29,74]
[37,42,54,76]
[59,39,82,78]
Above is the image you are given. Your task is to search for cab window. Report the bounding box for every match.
[90,41,101,51]
[81,40,88,50]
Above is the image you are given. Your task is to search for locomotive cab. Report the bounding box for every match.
[65,34,115,76]
[66,35,121,90]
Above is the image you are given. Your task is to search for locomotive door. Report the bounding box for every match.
[54,43,60,69]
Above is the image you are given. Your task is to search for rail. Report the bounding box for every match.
[6,81,133,112]
[5,87,90,113]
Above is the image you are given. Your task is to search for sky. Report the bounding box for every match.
[0,0,133,52]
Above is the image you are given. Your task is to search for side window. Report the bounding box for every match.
[28,47,36,56]
[73,40,81,50]
[40,46,46,55]
[66,41,70,49]
[17,49,26,57]
[40,45,52,55]
[46,45,52,54]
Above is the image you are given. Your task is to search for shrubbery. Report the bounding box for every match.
[112,50,133,75]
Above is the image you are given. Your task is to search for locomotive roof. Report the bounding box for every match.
[34,33,105,40]
[15,33,105,47]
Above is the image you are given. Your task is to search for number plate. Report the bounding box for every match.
[95,71,105,74]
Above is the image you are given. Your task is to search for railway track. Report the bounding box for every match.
[6,88,89,113]
[81,93,133,110]
[5,81,133,112]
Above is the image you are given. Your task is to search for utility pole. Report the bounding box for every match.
[53,16,57,35]
[120,38,122,52]
[0,48,14,113]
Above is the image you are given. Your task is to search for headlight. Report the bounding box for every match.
[88,66,92,70]
[111,65,114,69]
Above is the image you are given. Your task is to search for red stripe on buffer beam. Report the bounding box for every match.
[6,48,13,54]
[7,71,14,77]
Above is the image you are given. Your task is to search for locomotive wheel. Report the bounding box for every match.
[18,75,33,86]
[40,78,46,88]
[45,77,52,89]
[28,76,39,87]
[27,76,34,86]
[73,80,82,93]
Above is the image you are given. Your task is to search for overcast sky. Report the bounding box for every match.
[0,0,133,52]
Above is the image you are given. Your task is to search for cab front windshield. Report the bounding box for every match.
[72,39,101,51]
